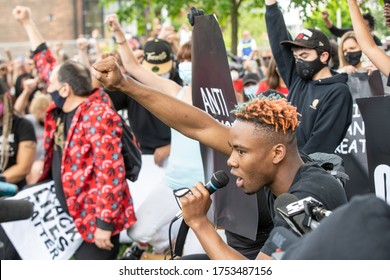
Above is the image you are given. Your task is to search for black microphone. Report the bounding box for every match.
[274,193,311,236]
[175,170,229,219]
[204,170,230,194]
[275,194,332,235]
[0,199,34,223]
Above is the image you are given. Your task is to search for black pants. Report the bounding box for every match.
[73,234,120,260]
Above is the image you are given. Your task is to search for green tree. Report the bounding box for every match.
[100,0,266,55]
[288,0,388,38]
[100,0,387,54]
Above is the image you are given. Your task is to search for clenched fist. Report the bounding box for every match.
[92,56,125,91]
[12,6,32,25]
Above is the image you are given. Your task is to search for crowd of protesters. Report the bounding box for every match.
[0,0,390,260]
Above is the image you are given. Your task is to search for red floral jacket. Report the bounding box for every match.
[34,44,136,242]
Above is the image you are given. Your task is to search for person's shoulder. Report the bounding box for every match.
[85,89,112,109]
[296,162,343,191]
[299,162,329,176]
[23,114,36,123]
[295,163,347,202]
[333,72,350,85]
[13,114,34,126]
[317,73,351,96]
[11,115,36,136]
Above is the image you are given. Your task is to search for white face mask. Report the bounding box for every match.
[178,61,192,85]
[231,70,239,81]
[244,85,258,100]
[159,72,170,79]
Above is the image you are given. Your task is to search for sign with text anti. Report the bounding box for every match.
[191,13,258,240]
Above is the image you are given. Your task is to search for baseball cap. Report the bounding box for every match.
[280,28,331,53]
[142,38,173,75]
[243,73,260,86]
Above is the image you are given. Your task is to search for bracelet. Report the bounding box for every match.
[116,39,127,45]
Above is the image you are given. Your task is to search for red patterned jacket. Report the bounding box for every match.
[34,44,136,242]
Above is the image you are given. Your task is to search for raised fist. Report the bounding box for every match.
[76,37,89,51]
[105,14,121,33]
[12,6,32,24]
[321,11,329,20]
[23,78,38,94]
[92,56,124,91]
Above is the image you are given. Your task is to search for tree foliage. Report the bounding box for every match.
[289,0,389,38]
[100,0,388,53]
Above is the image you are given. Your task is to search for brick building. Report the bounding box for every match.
[0,0,109,57]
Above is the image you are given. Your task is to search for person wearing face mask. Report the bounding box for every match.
[178,59,192,86]
[106,14,206,259]
[347,0,390,83]
[242,73,260,102]
[337,31,377,75]
[229,63,244,102]
[11,5,137,260]
[265,0,353,155]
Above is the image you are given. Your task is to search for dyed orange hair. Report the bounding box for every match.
[232,93,300,135]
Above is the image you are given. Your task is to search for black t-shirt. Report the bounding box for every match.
[225,190,274,259]
[107,90,171,155]
[0,115,36,189]
[261,162,348,256]
[52,108,77,213]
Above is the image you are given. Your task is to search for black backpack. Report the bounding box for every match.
[120,116,142,182]
[304,152,349,188]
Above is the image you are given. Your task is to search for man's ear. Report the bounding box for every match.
[60,83,71,98]
[272,143,286,164]
[321,51,330,64]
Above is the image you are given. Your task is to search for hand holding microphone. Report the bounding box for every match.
[169,171,229,259]
[174,170,229,221]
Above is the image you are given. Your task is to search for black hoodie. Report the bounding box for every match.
[265,3,353,155]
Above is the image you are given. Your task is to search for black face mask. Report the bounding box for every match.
[50,90,66,109]
[39,120,45,127]
[344,51,362,66]
[295,56,327,80]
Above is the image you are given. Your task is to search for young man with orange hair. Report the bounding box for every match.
[93,56,347,260]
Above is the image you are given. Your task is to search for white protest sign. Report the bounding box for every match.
[1,180,83,259]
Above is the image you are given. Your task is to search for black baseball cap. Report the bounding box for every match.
[243,73,260,86]
[281,28,331,53]
[142,38,173,75]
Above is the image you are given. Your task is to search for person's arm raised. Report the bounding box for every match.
[105,14,180,96]
[321,11,334,29]
[92,56,231,156]
[13,6,45,51]
[14,78,38,115]
[348,0,390,76]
